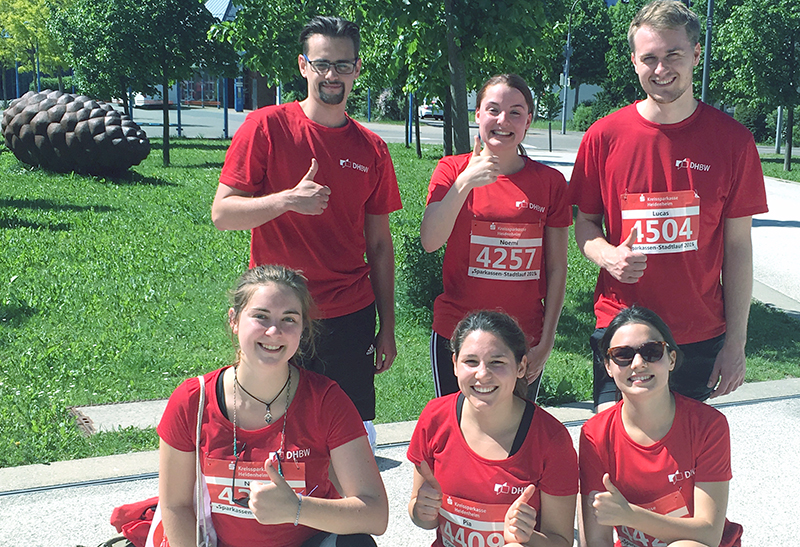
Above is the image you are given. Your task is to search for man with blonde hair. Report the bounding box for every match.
[570,0,767,412]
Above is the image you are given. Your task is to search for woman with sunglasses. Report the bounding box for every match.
[157,265,387,547]
[420,73,571,401]
[579,306,742,547]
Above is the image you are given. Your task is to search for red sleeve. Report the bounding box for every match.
[579,419,608,495]
[218,114,271,194]
[426,155,469,205]
[320,381,367,450]
[537,411,579,497]
[723,131,768,219]
[544,166,573,228]
[693,409,733,483]
[568,129,604,215]
[407,400,437,470]
[364,138,403,215]
[156,376,203,453]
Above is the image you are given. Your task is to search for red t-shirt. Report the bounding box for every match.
[219,102,402,319]
[408,394,578,547]
[569,102,767,343]
[580,393,742,547]
[427,154,572,344]
[157,366,366,547]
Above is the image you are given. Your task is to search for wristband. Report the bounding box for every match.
[294,493,303,526]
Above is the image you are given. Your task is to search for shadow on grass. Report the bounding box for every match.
[105,171,177,187]
[0,198,114,213]
[170,162,225,170]
[0,300,37,329]
[0,216,70,231]
[746,302,800,361]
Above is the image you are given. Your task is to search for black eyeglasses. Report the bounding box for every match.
[606,341,667,367]
[231,443,283,508]
[302,54,358,75]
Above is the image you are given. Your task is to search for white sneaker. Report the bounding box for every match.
[363,420,377,455]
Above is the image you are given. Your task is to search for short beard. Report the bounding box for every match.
[318,81,345,105]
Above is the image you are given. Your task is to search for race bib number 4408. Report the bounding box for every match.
[468,221,543,281]
[621,191,700,254]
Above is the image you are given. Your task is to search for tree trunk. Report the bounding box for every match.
[443,89,453,156]
[162,69,170,167]
[57,67,64,92]
[444,0,470,154]
[120,76,129,117]
[784,105,793,172]
[1,68,7,101]
[573,82,581,112]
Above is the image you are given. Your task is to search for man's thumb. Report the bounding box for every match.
[621,226,638,248]
[304,158,318,180]
[417,460,441,492]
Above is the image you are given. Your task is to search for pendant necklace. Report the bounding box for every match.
[234,366,291,424]
[232,365,290,476]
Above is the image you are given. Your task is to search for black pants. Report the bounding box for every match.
[301,532,377,547]
[297,304,377,420]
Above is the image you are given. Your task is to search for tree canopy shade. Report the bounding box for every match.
[51,0,237,166]
[717,0,799,169]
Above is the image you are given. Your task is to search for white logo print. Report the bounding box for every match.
[675,158,711,172]
[514,199,545,212]
[339,158,369,173]
[667,467,696,484]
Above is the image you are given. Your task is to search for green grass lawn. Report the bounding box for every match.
[760,153,800,183]
[1,140,798,467]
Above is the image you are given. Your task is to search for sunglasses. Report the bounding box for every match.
[606,341,667,366]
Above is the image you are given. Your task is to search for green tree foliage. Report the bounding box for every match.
[566,0,612,109]
[51,0,237,166]
[1,0,68,82]
[601,0,644,107]
[718,0,799,169]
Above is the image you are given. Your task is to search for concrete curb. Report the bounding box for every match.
[3,378,799,495]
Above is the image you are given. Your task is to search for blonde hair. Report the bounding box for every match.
[628,0,700,52]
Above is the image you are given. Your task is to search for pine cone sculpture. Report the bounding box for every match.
[1,89,150,175]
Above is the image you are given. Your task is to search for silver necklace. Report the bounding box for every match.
[234,366,291,424]
[232,366,290,470]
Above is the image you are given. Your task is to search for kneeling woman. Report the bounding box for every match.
[408,311,578,547]
[580,306,742,547]
[157,265,388,547]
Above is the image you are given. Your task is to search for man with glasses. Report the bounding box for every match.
[568,0,767,412]
[212,16,402,446]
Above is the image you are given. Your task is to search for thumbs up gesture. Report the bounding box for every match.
[287,158,331,215]
[592,473,634,527]
[504,484,537,545]
[604,226,647,283]
[455,135,500,193]
[249,455,300,525]
[411,461,443,526]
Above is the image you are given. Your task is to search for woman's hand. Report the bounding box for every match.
[412,461,443,524]
[504,485,537,545]
[248,456,299,525]
[593,474,635,527]
[526,339,554,385]
[455,136,500,193]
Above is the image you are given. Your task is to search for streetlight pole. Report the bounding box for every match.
[561,0,579,135]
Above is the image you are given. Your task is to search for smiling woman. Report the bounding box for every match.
[156,264,388,547]
[418,74,571,401]
[579,306,743,547]
[407,310,578,547]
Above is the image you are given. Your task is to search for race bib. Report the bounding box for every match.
[204,457,306,519]
[618,490,688,547]
[620,191,700,254]
[438,493,506,547]
[468,221,543,281]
